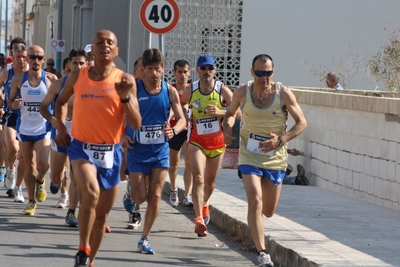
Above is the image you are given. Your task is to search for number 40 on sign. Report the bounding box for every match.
[140,0,180,34]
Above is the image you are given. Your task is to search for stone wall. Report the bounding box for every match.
[288,88,400,212]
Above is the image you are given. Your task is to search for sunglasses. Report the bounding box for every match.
[47,63,54,65]
[254,70,273,77]
[199,66,215,71]
[28,55,44,60]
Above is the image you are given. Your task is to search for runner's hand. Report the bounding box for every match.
[10,98,22,110]
[223,128,236,146]
[54,125,71,147]
[258,131,279,152]
[206,104,220,115]
[115,73,134,100]
[163,121,174,139]
[120,134,134,149]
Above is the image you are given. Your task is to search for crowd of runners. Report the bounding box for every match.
[1,30,306,267]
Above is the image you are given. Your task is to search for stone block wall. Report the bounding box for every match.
[288,88,400,211]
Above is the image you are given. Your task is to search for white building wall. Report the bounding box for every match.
[241,0,400,91]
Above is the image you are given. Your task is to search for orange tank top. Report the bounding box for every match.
[72,67,124,144]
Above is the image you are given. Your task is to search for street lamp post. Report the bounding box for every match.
[5,0,8,54]
[23,0,27,40]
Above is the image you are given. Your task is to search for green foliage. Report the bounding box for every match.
[367,25,400,92]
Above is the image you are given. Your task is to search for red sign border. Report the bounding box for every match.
[140,0,180,34]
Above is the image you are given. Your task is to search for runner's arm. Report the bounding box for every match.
[116,72,141,130]
[223,84,246,146]
[39,79,62,128]
[8,73,23,110]
[280,86,307,144]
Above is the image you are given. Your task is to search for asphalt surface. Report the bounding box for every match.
[0,179,258,267]
[2,158,400,267]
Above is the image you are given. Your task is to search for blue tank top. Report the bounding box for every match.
[126,80,170,145]
[4,68,21,113]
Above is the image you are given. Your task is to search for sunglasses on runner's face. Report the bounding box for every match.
[28,55,44,60]
[254,70,273,77]
[199,66,215,71]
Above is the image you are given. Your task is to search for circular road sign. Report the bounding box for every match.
[140,0,180,34]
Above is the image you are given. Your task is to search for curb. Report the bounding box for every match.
[162,179,320,267]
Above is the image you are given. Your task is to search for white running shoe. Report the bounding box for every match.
[6,168,16,190]
[56,193,69,209]
[257,251,274,267]
[182,195,194,207]
[169,189,179,207]
[13,187,25,203]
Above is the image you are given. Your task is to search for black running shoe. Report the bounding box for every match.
[295,164,309,185]
[74,250,90,266]
[6,189,14,197]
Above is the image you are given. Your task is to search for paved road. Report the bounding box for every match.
[0,180,257,267]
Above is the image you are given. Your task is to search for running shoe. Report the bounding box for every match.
[295,164,309,185]
[127,212,142,229]
[203,204,211,225]
[50,181,62,194]
[6,189,14,197]
[74,250,90,266]
[56,193,69,208]
[23,200,37,215]
[137,237,155,254]
[65,212,78,227]
[105,225,111,233]
[182,195,194,207]
[123,192,136,213]
[169,189,179,207]
[5,168,16,190]
[257,251,274,267]
[194,217,207,237]
[14,186,25,203]
[0,166,6,182]
[35,179,47,202]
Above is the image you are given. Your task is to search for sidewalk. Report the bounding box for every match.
[164,165,400,267]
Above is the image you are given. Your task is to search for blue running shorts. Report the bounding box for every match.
[238,164,286,185]
[68,139,122,190]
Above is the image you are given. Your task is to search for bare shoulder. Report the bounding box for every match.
[0,69,8,83]
[280,84,295,99]
[46,72,59,83]
[233,84,247,97]
[50,78,64,88]
[168,83,177,90]
[221,84,233,94]
[168,83,178,93]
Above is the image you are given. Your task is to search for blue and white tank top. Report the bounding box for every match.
[17,71,51,135]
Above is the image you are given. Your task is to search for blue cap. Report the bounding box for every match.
[197,54,216,67]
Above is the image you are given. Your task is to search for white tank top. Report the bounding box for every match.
[18,71,51,135]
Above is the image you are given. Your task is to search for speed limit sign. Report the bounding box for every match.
[140,0,180,34]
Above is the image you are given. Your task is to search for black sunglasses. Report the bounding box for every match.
[199,66,215,71]
[47,63,54,65]
[28,55,44,60]
[254,70,273,77]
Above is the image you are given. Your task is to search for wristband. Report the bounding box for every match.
[120,95,131,103]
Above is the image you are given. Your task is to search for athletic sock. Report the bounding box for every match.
[78,245,91,256]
